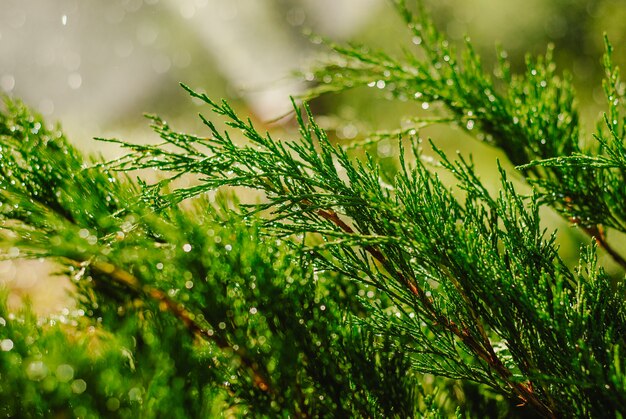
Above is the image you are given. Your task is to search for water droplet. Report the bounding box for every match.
[67,73,82,90]
[377,141,392,157]
[107,398,120,411]
[185,280,193,289]
[30,122,41,135]
[182,243,192,252]
[376,80,386,89]
[0,339,13,351]
[341,124,358,139]
[422,102,430,110]
[0,75,15,93]
[71,379,87,394]
[412,36,422,45]
[128,387,142,402]
[56,364,74,382]
[225,244,232,252]
[218,322,226,330]
[249,307,257,314]
[156,262,164,270]
[466,120,475,130]
[26,361,48,381]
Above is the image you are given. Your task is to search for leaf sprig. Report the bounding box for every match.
[105,81,626,416]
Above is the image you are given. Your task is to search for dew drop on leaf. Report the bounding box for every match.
[26,361,48,381]
[56,364,74,382]
[0,339,13,351]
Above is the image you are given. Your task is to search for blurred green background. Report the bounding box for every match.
[2,0,625,145]
[2,0,626,310]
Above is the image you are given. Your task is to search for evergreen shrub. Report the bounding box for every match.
[1,1,626,417]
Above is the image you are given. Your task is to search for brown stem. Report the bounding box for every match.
[313,205,555,418]
[441,264,556,415]
[67,258,273,395]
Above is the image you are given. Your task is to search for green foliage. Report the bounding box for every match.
[2,1,626,418]
[522,35,626,233]
[0,98,425,417]
[304,0,626,260]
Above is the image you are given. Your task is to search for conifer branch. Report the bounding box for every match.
[304,0,626,272]
[68,258,274,394]
[3,1,626,416]
[105,85,626,416]
[312,199,553,417]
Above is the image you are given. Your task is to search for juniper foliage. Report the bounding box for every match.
[1,1,626,418]
[0,100,425,417]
